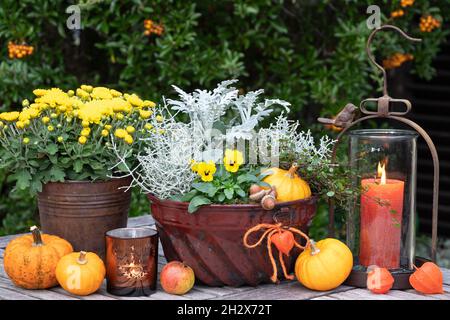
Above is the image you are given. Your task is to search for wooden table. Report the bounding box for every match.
[0,215,449,300]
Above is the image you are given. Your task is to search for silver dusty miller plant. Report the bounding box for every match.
[167,79,290,161]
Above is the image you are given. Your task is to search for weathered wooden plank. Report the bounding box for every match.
[442,269,450,285]
[384,289,438,300]
[0,286,39,300]
[127,215,155,227]
[311,295,339,300]
[0,277,78,300]
[328,289,402,300]
[214,281,353,300]
[0,249,3,259]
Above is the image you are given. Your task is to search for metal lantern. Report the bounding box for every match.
[318,25,440,289]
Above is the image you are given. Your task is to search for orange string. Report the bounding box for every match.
[243,223,310,283]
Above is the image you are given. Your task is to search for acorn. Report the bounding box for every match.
[249,184,262,195]
[261,194,276,210]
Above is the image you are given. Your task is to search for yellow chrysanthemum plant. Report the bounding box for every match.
[0,85,166,193]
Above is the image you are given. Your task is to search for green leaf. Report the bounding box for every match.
[50,166,66,182]
[217,193,226,202]
[192,182,217,197]
[224,188,234,200]
[73,160,84,173]
[237,173,258,184]
[188,195,211,213]
[10,170,32,190]
[235,187,246,198]
[181,190,198,202]
[326,191,335,197]
[46,144,59,156]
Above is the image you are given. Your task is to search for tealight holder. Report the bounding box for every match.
[318,25,440,289]
[106,227,158,296]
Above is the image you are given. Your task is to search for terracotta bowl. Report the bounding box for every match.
[148,194,317,287]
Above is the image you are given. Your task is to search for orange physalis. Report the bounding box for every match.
[270,230,295,256]
[383,53,414,70]
[391,9,404,18]
[409,262,444,294]
[366,266,394,294]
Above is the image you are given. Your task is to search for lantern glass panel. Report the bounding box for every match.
[347,129,418,271]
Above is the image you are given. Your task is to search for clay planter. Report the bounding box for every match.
[148,194,317,287]
[38,177,132,259]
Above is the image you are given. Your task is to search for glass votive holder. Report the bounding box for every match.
[105,227,158,296]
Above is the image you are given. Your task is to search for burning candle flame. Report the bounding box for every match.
[377,161,387,185]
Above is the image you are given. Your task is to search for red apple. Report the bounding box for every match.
[160,261,195,295]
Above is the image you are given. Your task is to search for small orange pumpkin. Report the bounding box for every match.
[56,251,105,296]
[295,238,353,291]
[4,226,73,289]
[409,262,443,294]
[263,164,311,202]
[367,266,394,294]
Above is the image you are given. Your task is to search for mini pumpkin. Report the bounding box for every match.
[4,226,73,289]
[263,164,311,202]
[56,251,106,296]
[295,238,353,291]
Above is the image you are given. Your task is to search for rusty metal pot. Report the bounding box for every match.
[148,194,317,287]
[38,177,132,259]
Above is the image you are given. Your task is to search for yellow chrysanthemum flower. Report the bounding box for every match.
[78,136,87,144]
[91,87,113,100]
[0,111,20,122]
[196,161,217,182]
[116,113,124,120]
[42,116,50,124]
[81,128,91,137]
[101,129,109,137]
[139,110,152,119]
[22,99,30,107]
[124,134,134,144]
[156,115,164,122]
[57,136,64,143]
[104,124,112,130]
[223,149,244,173]
[80,85,93,93]
[23,137,30,144]
[16,121,25,129]
[47,125,55,132]
[144,123,153,130]
[143,100,156,108]
[33,89,47,97]
[114,128,127,139]
[126,126,135,134]
[127,94,144,108]
[110,89,122,97]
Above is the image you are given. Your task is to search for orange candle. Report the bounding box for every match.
[359,162,404,269]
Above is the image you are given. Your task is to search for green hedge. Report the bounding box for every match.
[0,0,448,235]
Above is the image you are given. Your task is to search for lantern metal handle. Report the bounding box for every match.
[320,24,439,262]
[366,24,422,97]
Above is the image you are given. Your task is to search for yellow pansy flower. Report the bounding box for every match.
[190,160,199,172]
[196,161,217,182]
[223,149,244,173]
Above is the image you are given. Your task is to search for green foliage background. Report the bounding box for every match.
[0,0,448,236]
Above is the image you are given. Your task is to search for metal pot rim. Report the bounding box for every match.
[148,193,318,209]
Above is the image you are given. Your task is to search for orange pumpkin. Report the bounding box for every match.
[409,262,443,294]
[4,226,73,289]
[295,238,353,291]
[56,251,105,296]
[263,164,311,202]
[367,267,394,294]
